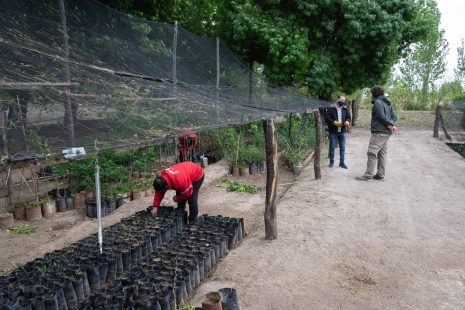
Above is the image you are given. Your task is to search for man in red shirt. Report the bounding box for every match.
[152,162,204,223]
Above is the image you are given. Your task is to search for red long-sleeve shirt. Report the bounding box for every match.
[152,162,204,208]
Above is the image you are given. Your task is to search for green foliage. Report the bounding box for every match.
[276,113,316,164]
[39,196,53,205]
[455,39,465,89]
[225,181,261,194]
[25,201,40,209]
[102,0,431,99]
[9,225,37,235]
[398,0,448,109]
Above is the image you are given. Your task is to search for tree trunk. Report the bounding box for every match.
[433,104,440,138]
[438,106,452,140]
[263,118,278,240]
[314,110,322,180]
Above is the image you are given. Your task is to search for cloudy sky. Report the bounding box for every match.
[436,0,465,79]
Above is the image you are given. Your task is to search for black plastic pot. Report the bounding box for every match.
[218,287,240,310]
[249,163,258,174]
[63,280,78,309]
[56,197,67,213]
[121,250,131,271]
[54,286,68,310]
[71,277,85,303]
[84,264,100,291]
[115,196,125,209]
[65,197,74,210]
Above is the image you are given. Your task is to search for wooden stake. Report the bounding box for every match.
[438,105,452,140]
[263,118,278,240]
[352,100,358,127]
[433,104,440,138]
[313,110,322,180]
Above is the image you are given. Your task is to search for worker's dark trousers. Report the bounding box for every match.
[177,175,204,224]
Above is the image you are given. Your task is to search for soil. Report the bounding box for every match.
[1,110,465,310]
[192,127,465,309]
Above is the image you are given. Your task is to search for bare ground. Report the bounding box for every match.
[2,110,465,310]
[192,128,465,309]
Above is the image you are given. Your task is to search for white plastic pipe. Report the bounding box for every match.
[95,163,103,254]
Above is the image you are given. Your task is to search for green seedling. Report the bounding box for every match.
[226,181,261,194]
[8,225,37,235]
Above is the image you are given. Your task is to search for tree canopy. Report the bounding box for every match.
[102,0,433,99]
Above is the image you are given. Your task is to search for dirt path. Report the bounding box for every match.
[193,128,465,309]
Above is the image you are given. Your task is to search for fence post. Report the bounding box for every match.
[314,110,322,179]
[263,118,278,240]
[58,0,75,147]
[438,105,452,140]
[352,100,358,127]
[215,37,220,122]
[433,104,440,138]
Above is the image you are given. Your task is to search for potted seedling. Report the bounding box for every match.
[40,196,55,219]
[25,201,43,221]
[231,162,241,177]
[131,181,146,200]
[13,202,26,220]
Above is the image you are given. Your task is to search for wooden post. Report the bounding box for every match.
[263,118,278,240]
[0,105,8,156]
[352,100,358,127]
[438,105,452,140]
[58,0,75,147]
[314,110,322,180]
[433,104,440,138]
[460,109,465,130]
[215,37,220,122]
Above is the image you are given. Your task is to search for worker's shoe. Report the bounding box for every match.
[339,163,348,169]
[373,175,384,181]
[355,175,372,181]
[328,161,334,168]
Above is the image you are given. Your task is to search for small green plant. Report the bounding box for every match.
[9,225,37,235]
[177,301,195,310]
[39,196,53,205]
[25,201,40,209]
[63,242,74,249]
[36,265,48,274]
[226,181,261,194]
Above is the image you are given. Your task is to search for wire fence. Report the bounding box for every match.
[0,0,329,161]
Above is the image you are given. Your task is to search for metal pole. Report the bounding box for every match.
[58,0,75,147]
[95,163,103,254]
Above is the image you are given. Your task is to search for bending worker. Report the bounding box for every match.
[152,161,204,223]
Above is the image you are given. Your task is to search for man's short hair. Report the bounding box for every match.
[370,86,385,98]
[153,176,167,191]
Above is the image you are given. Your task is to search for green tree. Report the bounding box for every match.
[455,39,465,89]
[398,0,448,109]
[102,0,431,99]
[218,0,432,99]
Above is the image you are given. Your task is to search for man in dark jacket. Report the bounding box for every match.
[152,162,204,222]
[324,95,351,168]
[356,86,397,181]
